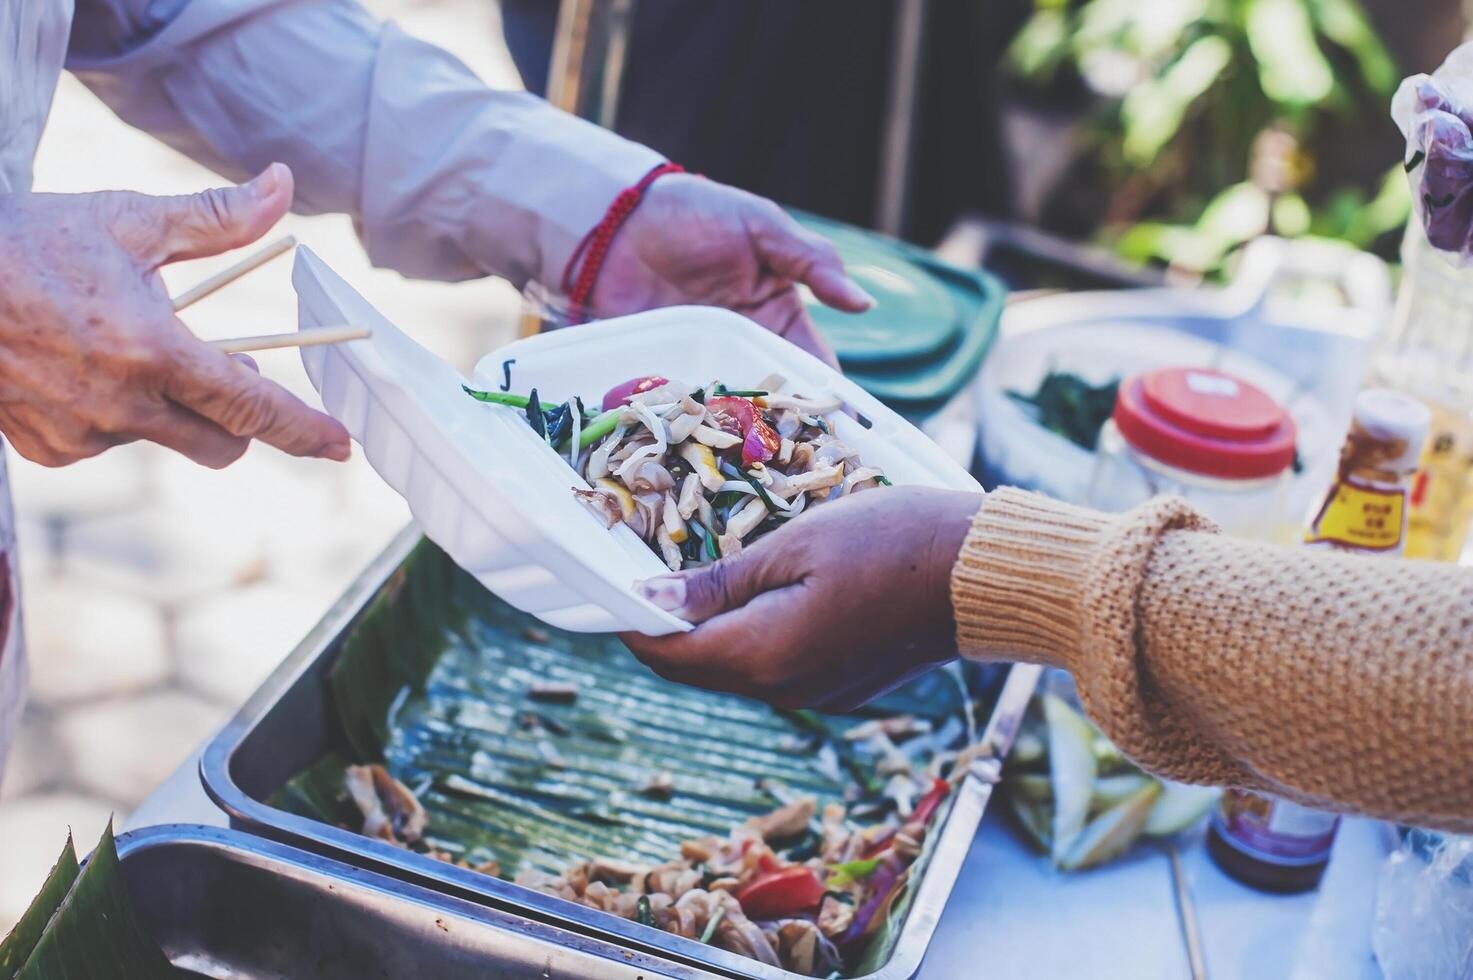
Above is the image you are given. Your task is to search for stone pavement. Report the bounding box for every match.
[0,0,526,929]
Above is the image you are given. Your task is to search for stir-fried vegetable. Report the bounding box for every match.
[734,866,826,919]
[467,374,888,571]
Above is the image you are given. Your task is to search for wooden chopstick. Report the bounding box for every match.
[210,325,371,354]
[1168,843,1209,980]
[172,235,297,312]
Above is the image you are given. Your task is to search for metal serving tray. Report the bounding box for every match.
[200,526,1039,979]
[116,824,699,978]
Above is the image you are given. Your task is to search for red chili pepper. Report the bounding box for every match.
[600,375,669,411]
[733,866,826,919]
[910,777,951,828]
[861,778,951,859]
[706,396,780,467]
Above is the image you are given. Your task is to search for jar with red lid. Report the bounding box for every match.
[1087,367,1298,540]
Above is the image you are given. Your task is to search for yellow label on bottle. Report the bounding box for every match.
[1305,480,1405,552]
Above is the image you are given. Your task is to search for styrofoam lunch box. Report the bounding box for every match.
[293,246,981,636]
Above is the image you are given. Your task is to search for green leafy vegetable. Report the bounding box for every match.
[462,386,531,409]
[827,857,883,889]
[699,905,726,945]
[575,409,621,451]
[1007,372,1120,451]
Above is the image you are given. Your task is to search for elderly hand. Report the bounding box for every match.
[589,174,873,366]
[0,164,349,468]
[621,486,982,713]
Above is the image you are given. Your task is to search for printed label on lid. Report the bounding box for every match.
[1305,478,1406,552]
[1184,372,1241,397]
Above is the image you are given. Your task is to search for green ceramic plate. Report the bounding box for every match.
[798,215,962,364]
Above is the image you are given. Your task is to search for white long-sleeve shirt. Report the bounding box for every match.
[0,0,666,783]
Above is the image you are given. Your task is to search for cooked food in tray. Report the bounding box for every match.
[465,373,888,571]
[271,545,1002,978]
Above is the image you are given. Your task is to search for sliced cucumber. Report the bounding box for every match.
[1005,773,1054,804]
[1010,731,1047,768]
[1007,791,1054,854]
[1088,774,1154,816]
[1043,694,1098,863]
[1060,781,1162,871]
[1143,781,1220,837]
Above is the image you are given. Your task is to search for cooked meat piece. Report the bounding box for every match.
[746,798,816,841]
[782,463,844,495]
[843,715,929,740]
[725,497,768,540]
[641,771,675,798]
[529,681,578,702]
[572,486,623,529]
[817,894,855,940]
[515,868,579,903]
[676,473,702,520]
[776,920,821,975]
[680,836,720,864]
[646,864,701,897]
[586,858,648,885]
[344,764,427,846]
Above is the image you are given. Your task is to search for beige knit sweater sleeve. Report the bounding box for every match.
[951,487,1473,832]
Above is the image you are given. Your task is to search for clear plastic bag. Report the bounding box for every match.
[1371,829,1473,979]
[1394,44,1473,263]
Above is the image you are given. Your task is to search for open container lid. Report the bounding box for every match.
[293,247,981,637]
[795,212,1005,413]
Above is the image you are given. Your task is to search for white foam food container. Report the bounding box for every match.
[294,246,981,636]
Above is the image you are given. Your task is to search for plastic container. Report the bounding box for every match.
[1087,367,1297,539]
[292,246,981,637]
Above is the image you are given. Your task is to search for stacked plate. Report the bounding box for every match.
[796,212,1006,418]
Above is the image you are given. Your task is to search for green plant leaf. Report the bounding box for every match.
[1307,0,1399,94]
[1272,192,1313,237]
[17,823,174,979]
[1246,0,1335,106]
[1007,9,1073,79]
[1121,35,1232,165]
[0,837,78,979]
[1195,181,1271,243]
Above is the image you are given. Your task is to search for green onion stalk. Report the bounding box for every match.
[464,386,620,451]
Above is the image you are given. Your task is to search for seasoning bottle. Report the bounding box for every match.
[1374,220,1473,561]
[1207,388,1431,892]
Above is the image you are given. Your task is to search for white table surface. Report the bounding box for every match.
[129,744,1391,980]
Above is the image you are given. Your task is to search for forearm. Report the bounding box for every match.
[68,0,663,285]
[952,488,1473,831]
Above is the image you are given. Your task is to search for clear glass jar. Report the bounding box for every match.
[1089,420,1292,540]
[1087,368,1298,541]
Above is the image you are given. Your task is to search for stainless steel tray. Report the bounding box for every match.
[200,526,1039,979]
[116,824,699,978]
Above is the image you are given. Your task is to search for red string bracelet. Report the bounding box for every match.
[561,162,685,322]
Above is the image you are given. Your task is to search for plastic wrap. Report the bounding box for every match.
[1394,43,1473,262]
[1371,829,1473,979]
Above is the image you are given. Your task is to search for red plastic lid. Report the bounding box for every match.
[1113,368,1296,480]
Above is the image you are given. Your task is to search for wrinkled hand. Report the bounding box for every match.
[621,486,981,713]
[0,165,349,468]
[589,174,873,366]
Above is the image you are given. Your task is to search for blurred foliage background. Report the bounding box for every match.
[1002,0,1429,277]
